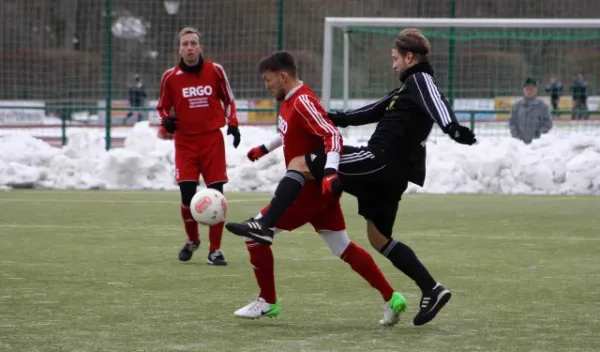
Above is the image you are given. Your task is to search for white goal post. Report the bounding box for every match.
[321,17,600,111]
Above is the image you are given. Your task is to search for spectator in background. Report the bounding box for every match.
[545,75,563,118]
[509,78,553,144]
[123,74,147,124]
[571,73,588,120]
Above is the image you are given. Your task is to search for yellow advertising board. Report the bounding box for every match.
[494,96,518,120]
[247,99,277,124]
[494,96,581,120]
[97,100,144,120]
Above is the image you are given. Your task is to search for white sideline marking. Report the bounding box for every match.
[0,198,270,204]
[1,225,597,243]
[0,224,174,230]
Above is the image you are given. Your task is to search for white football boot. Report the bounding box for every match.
[234,297,280,319]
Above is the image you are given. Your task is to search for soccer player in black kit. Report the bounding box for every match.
[226,28,477,326]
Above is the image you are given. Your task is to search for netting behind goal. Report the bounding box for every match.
[327,24,600,141]
[2,1,600,147]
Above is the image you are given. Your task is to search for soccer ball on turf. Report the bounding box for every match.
[190,188,228,226]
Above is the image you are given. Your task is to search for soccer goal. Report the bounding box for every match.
[321,17,600,141]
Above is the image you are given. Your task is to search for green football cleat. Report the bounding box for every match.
[379,291,408,326]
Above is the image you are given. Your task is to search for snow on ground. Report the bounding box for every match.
[1,121,599,195]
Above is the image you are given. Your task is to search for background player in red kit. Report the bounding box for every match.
[226,51,407,324]
[156,27,241,265]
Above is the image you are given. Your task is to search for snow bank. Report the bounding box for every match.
[0,122,599,195]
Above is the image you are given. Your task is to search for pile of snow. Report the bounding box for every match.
[411,135,600,195]
[0,122,599,195]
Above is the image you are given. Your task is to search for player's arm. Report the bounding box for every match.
[214,63,242,148]
[539,103,553,134]
[156,68,177,135]
[295,94,343,196]
[509,102,521,139]
[328,90,395,127]
[407,72,476,145]
[214,63,239,127]
[247,134,282,162]
[295,94,342,170]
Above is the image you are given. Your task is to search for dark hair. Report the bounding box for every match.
[394,28,431,61]
[257,51,297,77]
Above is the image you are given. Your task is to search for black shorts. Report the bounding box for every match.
[306,145,408,237]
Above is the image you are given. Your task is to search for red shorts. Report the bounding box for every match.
[174,129,227,185]
[259,180,346,232]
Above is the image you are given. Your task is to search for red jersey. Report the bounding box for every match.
[156,61,238,135]
[278,83,342,167]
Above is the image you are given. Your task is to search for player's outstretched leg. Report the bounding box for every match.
[367,220,451,326]
[234,237,280,319]
[225,170,306,245]
[206,182,227,265]
[320,230,407,326]
[178,181,201,262]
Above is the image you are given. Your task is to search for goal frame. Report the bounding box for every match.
[321,17,600,111]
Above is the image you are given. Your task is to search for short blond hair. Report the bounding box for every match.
[394,28,431,60]
[178,27,201,45]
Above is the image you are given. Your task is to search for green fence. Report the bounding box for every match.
[1,0,600,149]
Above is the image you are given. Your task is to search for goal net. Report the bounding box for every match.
[322,18,600,142]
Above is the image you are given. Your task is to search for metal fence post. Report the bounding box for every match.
[105,0,113,150]
[274,0,284,129]
[447,0,456,107]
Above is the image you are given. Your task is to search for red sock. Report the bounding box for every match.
[341,242,395,302]
[246,239,276,303]
[209,222,224,252]
[180,204,199,242]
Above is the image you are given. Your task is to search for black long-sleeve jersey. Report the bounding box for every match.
[334,62,459,186]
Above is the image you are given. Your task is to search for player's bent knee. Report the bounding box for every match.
[179,181,198,206]
[319,230,351,257]
[366,221,389,251]
[288,156,313,179]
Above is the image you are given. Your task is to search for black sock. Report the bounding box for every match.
[260,170,306,228]
[380,239,437,292]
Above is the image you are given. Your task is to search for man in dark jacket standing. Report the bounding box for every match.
[123,74,147,124]
[571,73,588,120]
[545,76,563,118]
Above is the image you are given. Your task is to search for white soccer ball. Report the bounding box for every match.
[190,188,228,226]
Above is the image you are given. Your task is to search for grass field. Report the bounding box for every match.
[1,190,599,352]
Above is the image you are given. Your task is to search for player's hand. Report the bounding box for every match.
[157,126,174,140]
[447,123,477,145]
[162,116,177,134]
[227,125,241,148]
[322,168,342,198]
[247,145,269,162]
[327,111,349,128]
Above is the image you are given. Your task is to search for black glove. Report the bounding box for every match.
[162,116,177,134]
[322,168,343,198]
[447,123,477,145]
[326,111,349,128]
[227,125,241,148]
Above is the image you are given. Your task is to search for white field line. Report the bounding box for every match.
[0,226,598,242]
[0,198,271,204]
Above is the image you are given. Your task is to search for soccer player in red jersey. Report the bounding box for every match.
[156,27,241,265]
[227,51,407,324]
